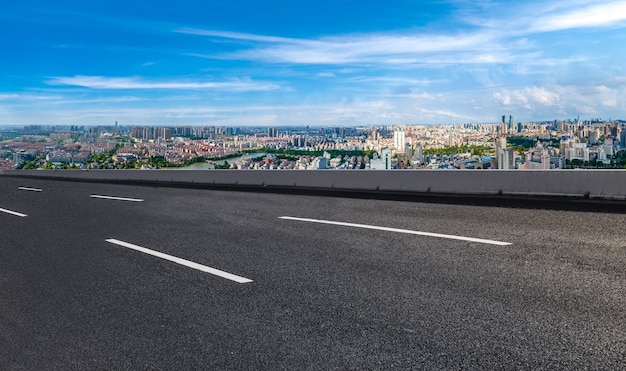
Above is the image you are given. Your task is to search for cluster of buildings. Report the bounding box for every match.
[1,116,626,170]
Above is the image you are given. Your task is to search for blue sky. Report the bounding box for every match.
[1,0,626,126]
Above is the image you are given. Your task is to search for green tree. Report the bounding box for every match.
[214,161,231,169]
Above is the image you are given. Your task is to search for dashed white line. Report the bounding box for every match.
[279,216,512,246]
[0,207,27,217]
[90,195,144,202]
[105,239,253,284]
[18,187,42,192]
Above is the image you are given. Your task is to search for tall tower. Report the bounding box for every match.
[370,127,377,141]
[495,137,514,169]
[500,115,508,135]
[415,144,423,164]
[381,148,392,169]
[393,129,405,151]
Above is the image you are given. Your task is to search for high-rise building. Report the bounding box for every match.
[369,148,392,169]
[562,140,590,162]
[337,127,345,138]
[162,127,172,140]
[414,144,423,164]
[292,136,306,147]
[393,129,405,151]
[522,143,550,169]
[131,126,142,138]
[500,122,508,135]
[382,148,392,169]
[495,137,515,169]
[404,143,413,158]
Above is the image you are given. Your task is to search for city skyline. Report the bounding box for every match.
[1,0,626,126]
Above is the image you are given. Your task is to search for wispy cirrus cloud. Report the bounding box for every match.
[348,76,447,85]
[46,75,281,91]
[455,0,626,33]
[0,94,21,100]
[176,0,626,69]
[529,0,626,32]
[176,28,293,43]
[0,93,62,101]
[179,27,499,65]
[316,72,336,78]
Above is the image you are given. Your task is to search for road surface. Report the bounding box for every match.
[1,176,625,369]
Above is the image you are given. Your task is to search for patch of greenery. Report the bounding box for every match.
[214,161,231,169]
[506,136,537,150]
[423,145,492,156]
[148,156,181,169]
[87,142,121,165]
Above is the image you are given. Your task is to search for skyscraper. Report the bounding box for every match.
[382,148,392,169]
[414,144,423,164]
[495,137,514,169]
[393,129,405,151]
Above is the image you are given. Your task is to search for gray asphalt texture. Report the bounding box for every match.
[1,177,625,370]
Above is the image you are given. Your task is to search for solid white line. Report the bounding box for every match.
[90,195,144,202]
[0,207,27,217]
[18,187,42,192]
[279,216,512,246]
[105,239,253,283]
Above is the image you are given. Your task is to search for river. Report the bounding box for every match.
[180,152,266,170]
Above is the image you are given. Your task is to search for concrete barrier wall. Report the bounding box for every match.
[2,169,625,200]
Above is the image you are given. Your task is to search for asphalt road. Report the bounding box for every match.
[1,176,625,370]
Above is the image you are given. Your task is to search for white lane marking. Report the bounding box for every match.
[279,216,512,246]
[18,187,43,192]
[90,195,144,202]
[0,207,27,217]
[105,239,253,284]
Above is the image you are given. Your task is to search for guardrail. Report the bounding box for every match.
[2,169,625,200]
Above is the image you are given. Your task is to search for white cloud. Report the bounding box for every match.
[525,86,561,106]
[0,94,61,101]
[46,75,280,91]
[178,2,626,72]
[349,76,444,85]
[492,82,626,117]
[176,28,294,43]
[493,91,511,106]
[49,96,144,105]
[493,86,560,109]
[183,27,499,66]
[0,94,20,100]
[530,1,626,32]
